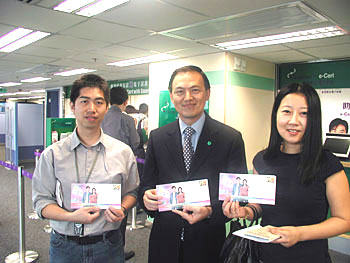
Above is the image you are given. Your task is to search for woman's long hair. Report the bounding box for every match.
[264,82,323,184]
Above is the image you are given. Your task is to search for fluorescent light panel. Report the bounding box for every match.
[21,77,51,83]
[214,26,346,50]
[54,0,95,13]
[54,0,129,17]
[76,0,129,17]
[108,53,178,67]
[0,28,33,49]
[54,68,96,77]
[0,29,50,53]
[0,82,22,87]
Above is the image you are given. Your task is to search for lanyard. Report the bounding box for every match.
[74,147,100,184]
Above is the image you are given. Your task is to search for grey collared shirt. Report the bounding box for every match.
[32,129,139,236]
[101,105,140,153]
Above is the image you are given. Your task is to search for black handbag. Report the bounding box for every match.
[220,206,260,263]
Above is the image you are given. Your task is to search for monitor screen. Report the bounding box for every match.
[324,133,350,158]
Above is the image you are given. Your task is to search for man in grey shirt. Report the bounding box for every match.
[32,74,139,263]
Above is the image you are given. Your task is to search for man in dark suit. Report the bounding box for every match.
[139,65,247,263]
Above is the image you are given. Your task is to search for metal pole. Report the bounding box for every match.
[5,167,39,263]
[128,207,144,231]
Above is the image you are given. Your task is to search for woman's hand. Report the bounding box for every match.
[270,226,301,247]
[222,196,247,219]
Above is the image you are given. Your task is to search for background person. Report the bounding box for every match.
[101,86,140,261]
[223,82,350,263]
[32,74,139,263]
[139,65,247,263]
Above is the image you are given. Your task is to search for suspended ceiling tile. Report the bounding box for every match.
[35,35,108,51]
[231,44,291,55]
[0,0,87,33]
[97,0,209,32]
[300,43,350,59]
[14,45,79,59]
[122,34,201,53]
[49,59,99,69]
[0,53,55,64]
[60,19,150,44]
[248,50,316,63]
[92,45,152,59]
[168,45,221,58]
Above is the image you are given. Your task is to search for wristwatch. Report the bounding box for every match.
[121,206,127,216]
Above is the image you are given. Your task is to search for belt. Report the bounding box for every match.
[53,229,117,245]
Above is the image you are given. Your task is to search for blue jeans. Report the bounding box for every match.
[49,230,124,263]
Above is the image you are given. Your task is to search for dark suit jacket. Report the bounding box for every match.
[139,115,247,263]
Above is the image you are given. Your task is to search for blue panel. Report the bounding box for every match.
[18,145,44,161]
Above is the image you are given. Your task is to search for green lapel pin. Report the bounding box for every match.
[207,141,212,146]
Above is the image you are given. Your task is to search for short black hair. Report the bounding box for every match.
[139,103,148,114]
[70,74,109,105]
[110,86,128,105]
[329,118,348,133]
[168,65,211,93]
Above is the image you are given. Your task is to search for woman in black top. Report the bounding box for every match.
[222,83,350,263]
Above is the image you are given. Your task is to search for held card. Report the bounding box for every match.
[219,173,276,205]
[156,179,211,212]
[71,183,121,209]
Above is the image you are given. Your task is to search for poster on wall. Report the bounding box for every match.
[278,60,350,160]
[279,61,350,130]
[317,88,350,137]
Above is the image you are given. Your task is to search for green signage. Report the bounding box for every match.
[0,88,7,93]
[109,77,149,95]
[279,60,350,89]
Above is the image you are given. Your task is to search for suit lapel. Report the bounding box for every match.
[165,121,187,177]
[189,116,217,175]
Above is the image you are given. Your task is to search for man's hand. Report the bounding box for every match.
[172,205,212,224]
[143,189,162,211]
[70,206,101,224]
[104,206,125,223]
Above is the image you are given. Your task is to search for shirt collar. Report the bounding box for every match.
[179,112,206,135]
[70,128,106,151]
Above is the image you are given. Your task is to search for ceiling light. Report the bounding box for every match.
[0,82,22,87]
[54,0,129,17]
[54,68,96,77]
[0,28,33,49]
[21,77,51,83]
[0,31,51,53]
[108,53,178,67]
[54,0,95,13]
[213,26,347,50]
[31,89,46,93]
[76,0,129,17]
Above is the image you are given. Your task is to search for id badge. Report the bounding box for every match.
[74,223,84,236]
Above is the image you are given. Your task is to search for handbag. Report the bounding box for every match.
[220,205,260,263]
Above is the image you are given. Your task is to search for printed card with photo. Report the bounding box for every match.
[218,173,276,205]
[156,179,211,212]
[71,183,121,209]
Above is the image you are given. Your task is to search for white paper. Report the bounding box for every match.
[233,224,281,243]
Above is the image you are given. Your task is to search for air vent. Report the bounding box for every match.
[159,1,329,42]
